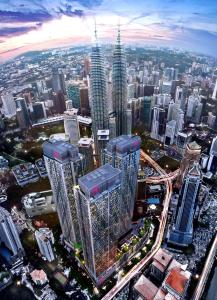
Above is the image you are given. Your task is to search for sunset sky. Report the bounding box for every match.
[0,0,217,62]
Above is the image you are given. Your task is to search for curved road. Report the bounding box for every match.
[101,150,173,300]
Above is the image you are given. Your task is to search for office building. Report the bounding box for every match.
[52,91,66,114]
[164,120,176,145]
[112,28,128,136]
[0,156,9,170]
[212,80,217,100]
[64,109,80,144]
[178,141,201,185]
[32,102,47,121]
[78,138,94,173]
[66,81,81,109]
[207,136,217,173]
[0,207,24,260]
[103,135,141,233]
[176,132,192,154]
[52,68,66,94]
[90,31,109,163]
[35,228,55,262]
[15,97,31,129]
[169,163,201,247]
[74,164,123,284]
[43,140,84,246]
[79,86,90,116]
[151,106,166,141]
[1,92,16,118]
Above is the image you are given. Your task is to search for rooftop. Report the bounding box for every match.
[165,267,190,296]
[106,135,141,155]
[78,164,121,198]
[134,275,158,300]
[152,248,173,273]
[43,140,80,162]
[187,141,201,151]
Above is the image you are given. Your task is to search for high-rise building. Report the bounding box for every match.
[78,137,94,173]
[64,109,80,144]
[43,140,84,247]
[103,135,141,233]
[52,91,66,114]
[112,28,128,136]
[212,80,217,100]
[0,207,24,260]
[1,92,16,118]
[52,68,66,94]
[79,86,90,116]
[207,136,217,173]
[35,228,55,262]
[15,97,31,129]
[164,120,176,145]
[151,106,166,141]
[90,31,109,163]
[32,102,47,121]
[74,164,123,284]
[177,141,201,185]
[169,163,201,247]
[66,81,81,109]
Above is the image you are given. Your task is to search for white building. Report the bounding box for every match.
[1,92,16,118]
[212,80,217,100]
[165,120,176,145]
[64,109,80,144]
[35,228,55,262]
[0,207,24,258]
[23,191,56,217]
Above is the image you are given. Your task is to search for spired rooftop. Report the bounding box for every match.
[78,164,121,198]
[43,140,80,163]
[106,135,141,155]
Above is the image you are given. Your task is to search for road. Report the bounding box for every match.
[193,233,217,300]
[101,150,173,300]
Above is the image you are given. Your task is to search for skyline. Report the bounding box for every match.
[0,0,217,62]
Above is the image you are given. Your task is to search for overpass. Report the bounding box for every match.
[101,150,173,300]
[32,115,92,127]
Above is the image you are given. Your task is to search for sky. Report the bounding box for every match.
[0,0,217,62]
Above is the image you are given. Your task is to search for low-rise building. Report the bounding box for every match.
[30,269,48,285]
[23,191,56,217]
[12,163,39,186]
[35,158,47,178]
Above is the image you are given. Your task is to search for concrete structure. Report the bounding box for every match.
[212,80,217,100]
[43,140,84,246]
[0,156,9,170]
[12,163,39,186]
[51,68,66,94]
[15,97,31,129]
[30,269,48,285]
[103,135,141,233]
[23,191,56,217]
[75,164,123,285]
[169,163,201,247]
[164,120,176,145]
[35,228,55,262]
[64,109,80,144]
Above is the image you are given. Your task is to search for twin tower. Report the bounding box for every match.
[90,28,131,163]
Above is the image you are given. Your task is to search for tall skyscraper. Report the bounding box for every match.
[43,140,84,247]
[0,207,24,259]
[207,136,217,173]
[103,135,141,233]
[90,30,109,163]
[112,27,128,136]
[35,228,55,262]
[169,163,201,247]
[78,137,94,173]
[1,92,16,118]
[52,68,66,94]
[74,164,123,284]
[52,91,66,114]
[15,97,31,129]
[64,109,80,144]
[177,141,201,186]
[150,106,166,141]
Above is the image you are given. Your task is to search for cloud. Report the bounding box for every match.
[0,25,41,37]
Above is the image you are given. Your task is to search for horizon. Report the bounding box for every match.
[0,0,217,62]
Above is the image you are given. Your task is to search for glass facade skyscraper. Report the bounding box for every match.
[103,135,141,233]
[90,34,109,163]
[169,163,201,247]
[74,164,122,284]
[43,140,84,247]
[112,28,128,136]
